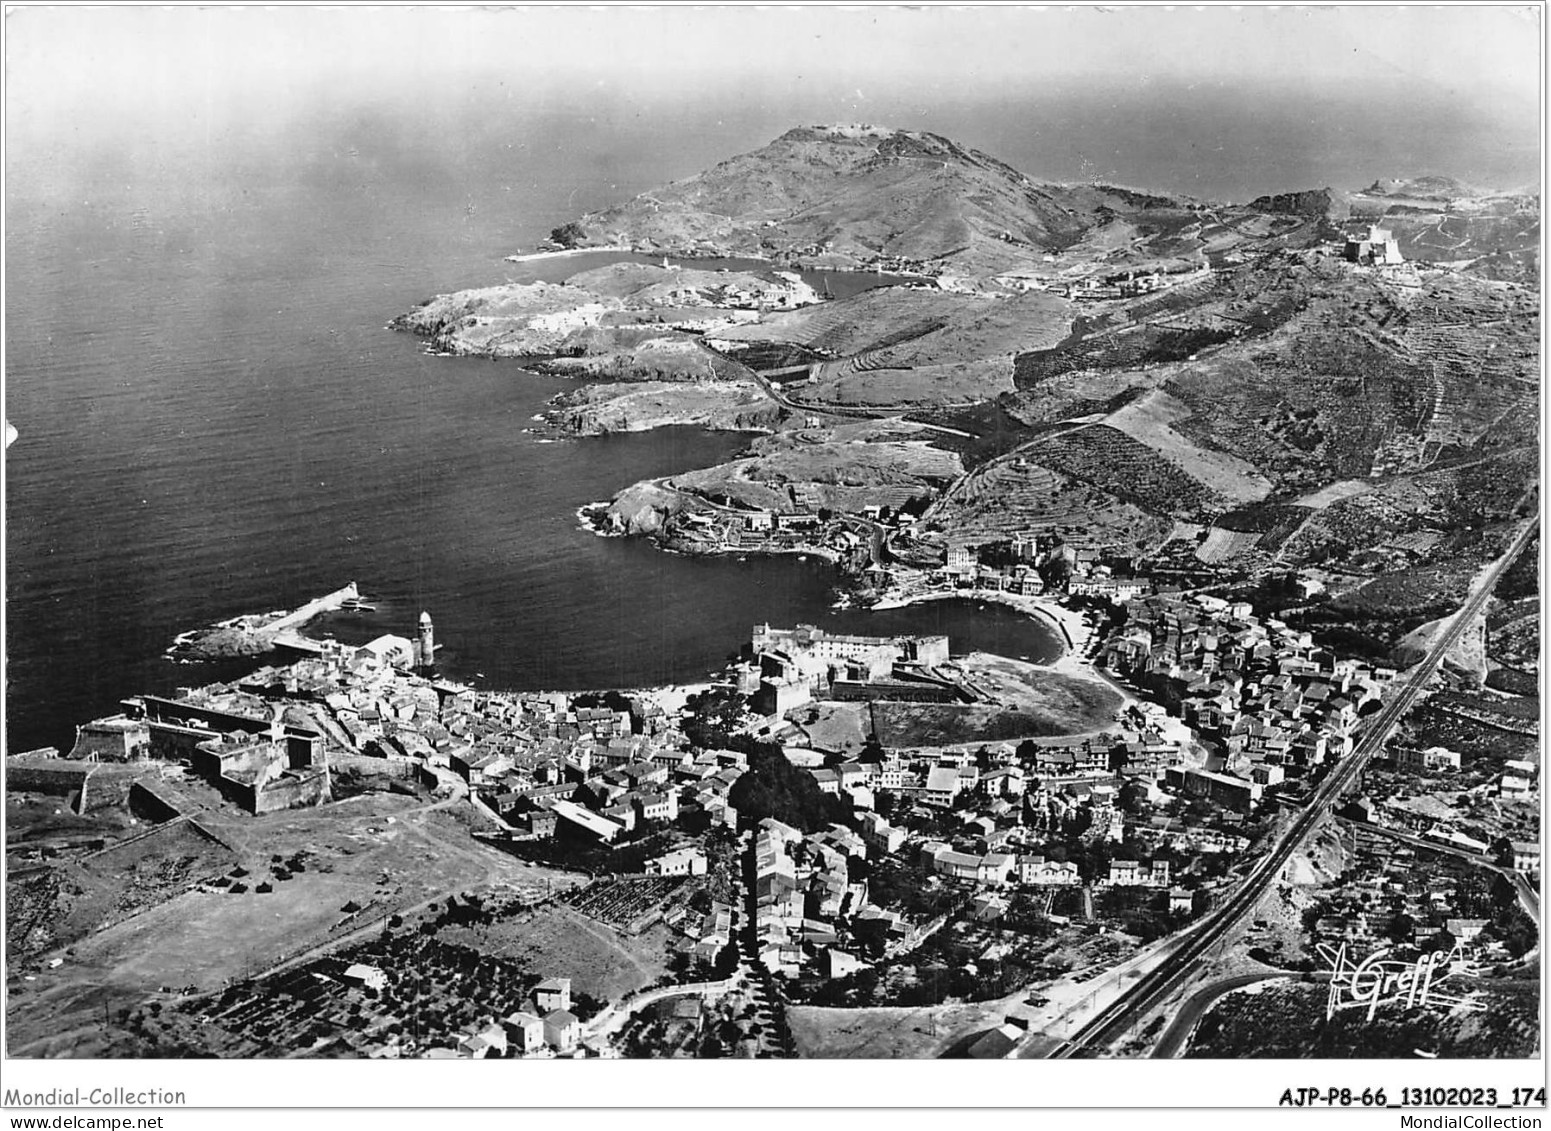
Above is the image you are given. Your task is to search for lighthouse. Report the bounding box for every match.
[417,610,435,671]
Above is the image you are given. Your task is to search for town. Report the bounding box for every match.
[8,516,1539,1058]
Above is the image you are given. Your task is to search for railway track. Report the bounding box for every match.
[1045,514,1540,1058]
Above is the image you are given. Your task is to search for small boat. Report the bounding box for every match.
[340,599,377,613]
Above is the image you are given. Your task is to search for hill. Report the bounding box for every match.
[397,123,1538,637]
[1248,187,1351,220]
[553,124,1177,273]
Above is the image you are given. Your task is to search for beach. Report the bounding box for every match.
[503,245,633,264]
[872,587,1091,656]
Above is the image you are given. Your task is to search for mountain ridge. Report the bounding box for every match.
[554,123,1184,273]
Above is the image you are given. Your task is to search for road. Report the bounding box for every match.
[581,977,740,1045]
[1148,971,1293,1058]
[1045,514,1540,1058]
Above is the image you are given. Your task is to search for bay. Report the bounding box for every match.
[4,122,1058,754]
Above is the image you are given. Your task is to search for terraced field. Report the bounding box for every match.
[1401,323,1535,452]
[931,456,1168,549]
[1102,389,1273,503]
[1031,424,1223,517]
[802,357,1016,407]
[1004,371,1152,427]
[707,339,829,372]
[1013,325,1150,387]
[1194,527,1262,563]
[567,876,689,934]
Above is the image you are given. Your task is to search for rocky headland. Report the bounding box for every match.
[396,123,1538,653]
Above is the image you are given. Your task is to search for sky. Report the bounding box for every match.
[5,5,1543,200]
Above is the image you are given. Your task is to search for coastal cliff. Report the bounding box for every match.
[546,380,782,436]
[392,264,813,366]
[400,123,1539,648]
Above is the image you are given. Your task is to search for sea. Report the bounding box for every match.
[4,113,1061,755]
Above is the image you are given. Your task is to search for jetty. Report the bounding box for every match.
[262,582,360,637]
[168,582,361,661]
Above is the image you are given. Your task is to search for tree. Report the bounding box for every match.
[550,222,587,248]
[1386,912,1416,944]
[713,943,741,979]
[727,743,845,832]
[1422,928,1457,955]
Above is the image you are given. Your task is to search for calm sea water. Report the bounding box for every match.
[4,123,1058,754]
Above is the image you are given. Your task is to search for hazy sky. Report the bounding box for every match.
[6,6,1542,199]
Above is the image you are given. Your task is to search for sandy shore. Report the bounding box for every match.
[502,245,634,264]
[872,587,1092,660]
[634,681,715,716]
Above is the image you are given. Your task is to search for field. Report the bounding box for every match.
[438,904,672,1003]
[5,790,585,1057]
[714,287,996,356]
[870,653,1122,746]
[1488,596,1539,672]
[1295,479,1375,509]
[802,358,1016,407]
[1405,705,1539,769]
[111,889,623,1058]
[7,818,237,967]
[790,701,873,755]
[1033,424,1223,517]
[928,450,1170,551]
[1102,389,1273,503]
[717,286,1071,412]
[672,432,962,515]
[1005,370,1153,427]
[545,379,778,435]
[566,875,691,934]
[1194,527,1263,564]
[1013,320,1235,390]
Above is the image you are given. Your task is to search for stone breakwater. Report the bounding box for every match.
[167,582,361,661]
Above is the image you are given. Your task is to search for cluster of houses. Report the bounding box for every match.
[1103,593,1400,809]
[489,741,747,846]
[934,536,1150,604]
[749,816,911,979]
[665,884,738,969]
[258,646,749,843]
[991,261,1213,301]
[421,976,582,1060]
[1385,745,1538,804]
[747,738,1216,982]
[667,503,895,571]
[83,638,751,846]
[1312,827,1525,962]
[748,709,1216,960]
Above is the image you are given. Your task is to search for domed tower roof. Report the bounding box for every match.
[419,610,433,625]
